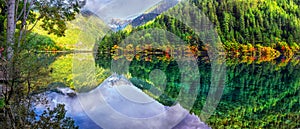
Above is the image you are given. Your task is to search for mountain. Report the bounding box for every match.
[106,0,179,31]
[98,0,300,55]
[83,0,163,24]
[31,9,107,51]
[78,0,178,31]
[131,13,159,27]
[108,18,132,31]
[131,0,179,27]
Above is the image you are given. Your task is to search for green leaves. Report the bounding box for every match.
[32,104,78,129]
[26,33,61,51]
[36,0,80,37]
[0,98,4,108]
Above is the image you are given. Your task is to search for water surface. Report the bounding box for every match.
[35,52,300,128]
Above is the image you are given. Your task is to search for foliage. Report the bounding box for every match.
[0,50,78,128]
[26,33,62,51]
[193,0,300,45]
[30,11,106,50]
[0,98,4,108]
[30,18,80,50]
[30,104,78,129]
[0,0,84,127]
[0,0,83,37]
[1,102,78,128]
[32,14,104,50]
[97,0,300,56]
[35,0,80,36]
[49,54,111,92]
[94,1,300,128]
[0,0,5,36]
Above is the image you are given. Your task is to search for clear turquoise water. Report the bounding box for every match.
[38,52,300,128]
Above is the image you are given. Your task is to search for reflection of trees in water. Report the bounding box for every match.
[209,60,300,128]
[95,53,300,128]
[0,52,78,128]
[49,54,111,92]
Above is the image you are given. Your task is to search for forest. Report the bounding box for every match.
[99,0,300,59]
[96,0,300,128]
[0,0,299,128]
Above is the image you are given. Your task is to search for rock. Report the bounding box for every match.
[66,92,77,98]
[50,87,77,97]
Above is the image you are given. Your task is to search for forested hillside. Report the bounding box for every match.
[194,0,300,48]
[96,1,300,128]
[31,10,106,51]
[1,0,299,128]
[98,0,300,56]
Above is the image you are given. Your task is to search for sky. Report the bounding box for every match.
[84,0,163,22]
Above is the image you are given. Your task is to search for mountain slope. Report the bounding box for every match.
[32,10,107,51]
[131,0,179,27]
[98,0,300,54]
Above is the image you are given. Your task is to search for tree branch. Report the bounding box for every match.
[27,16,41,32]
[15,0,20,21]
[17,0,34,48]
[17,0,27,48]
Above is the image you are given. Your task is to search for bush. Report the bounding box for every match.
[26,33,61,51]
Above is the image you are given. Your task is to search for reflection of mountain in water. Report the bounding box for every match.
[35,74,210,129]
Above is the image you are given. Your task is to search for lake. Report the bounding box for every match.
[33,52,300,128]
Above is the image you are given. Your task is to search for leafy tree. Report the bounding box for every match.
[0,0,84,128]
[3,0,85,59]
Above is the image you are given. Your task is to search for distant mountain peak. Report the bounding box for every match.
[80,9,97,17]
[81,0,178,31]
[130,0,179,27]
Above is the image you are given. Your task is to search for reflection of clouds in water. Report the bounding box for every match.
[35,74,210,129]
[84,0,163,22]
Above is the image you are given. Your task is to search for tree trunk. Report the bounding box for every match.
[7,0,16,60]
